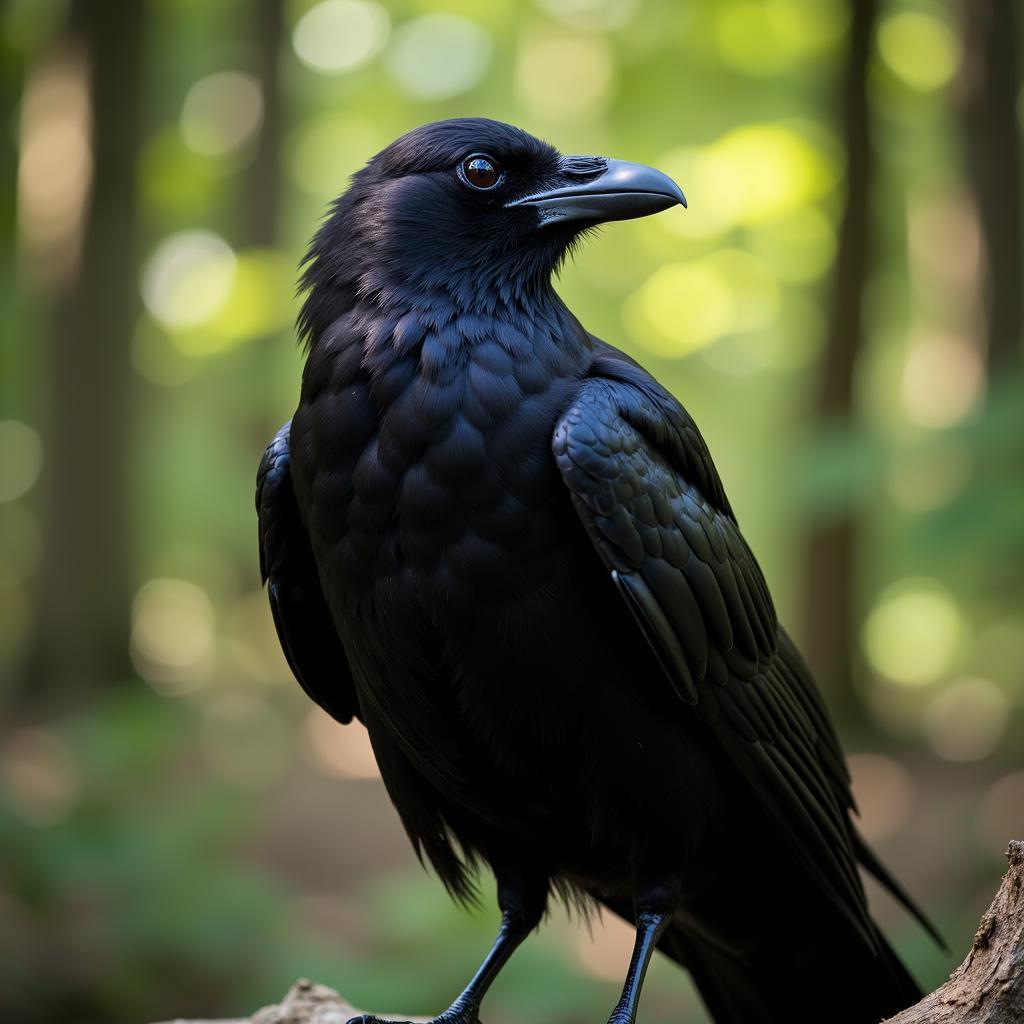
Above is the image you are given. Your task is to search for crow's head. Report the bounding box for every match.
[300,118,685,335]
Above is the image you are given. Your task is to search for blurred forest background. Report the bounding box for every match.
[1,0,1023,1021]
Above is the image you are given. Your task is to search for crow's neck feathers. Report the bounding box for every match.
[297,166,589,358]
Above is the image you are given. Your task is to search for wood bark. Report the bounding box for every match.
[156,842,1024,1024]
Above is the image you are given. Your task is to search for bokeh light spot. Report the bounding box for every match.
[180,71,263,157]
[292,0,390,74]
[901,335,983,429]
[142,231,237,330]
[516,34,615,118]
[168,249,293,356]
[659,124,836,238]
[924,677,1008,762]
[385,14,492,100]
[131,578,215,695]
[862,577,964,687]
[17,45,91,283]
[0,421,43,503]
[877,10,960,92]
[625,249,779,358]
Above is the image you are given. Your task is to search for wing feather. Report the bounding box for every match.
[552,366,935,951]
[257,422,359,725]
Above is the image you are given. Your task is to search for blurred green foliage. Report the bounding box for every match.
[1,0,1023,1022]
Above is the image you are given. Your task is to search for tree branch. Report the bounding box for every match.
[157,842,1024,1024]
[883,841,1024,1023]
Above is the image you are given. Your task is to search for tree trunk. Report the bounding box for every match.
[241,0,282,251]
[958,0,1022,369]
[25,0,144,698]
[801,0,876,727]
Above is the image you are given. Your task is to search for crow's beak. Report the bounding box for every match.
[507,156,686,226]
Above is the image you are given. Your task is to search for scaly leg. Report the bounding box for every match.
[606,893,672,1024]
[347,869,546,1024]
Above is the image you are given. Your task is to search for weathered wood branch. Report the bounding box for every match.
[883,841,1024,1023]
[157,842,1024,1024]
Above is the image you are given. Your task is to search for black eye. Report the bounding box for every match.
[461,154,501,190]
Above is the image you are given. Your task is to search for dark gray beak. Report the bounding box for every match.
[507,156,686,226]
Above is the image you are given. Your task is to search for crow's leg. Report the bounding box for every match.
[347,867,547,1024]
[606,886,673,1024]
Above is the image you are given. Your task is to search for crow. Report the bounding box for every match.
[257,118,940,1024]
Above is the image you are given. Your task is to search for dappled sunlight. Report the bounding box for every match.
[876,9,961,93]
[16,42,91,285]
[180,71,263,158]
[516,32,615,120]
[131,578,216,695]
[142,244,291,356]
[862,578,965,688]
[624,248,779,358]
[142,230,237,330]
[665,124,837,236]
[292,0,390,75]
[180,250,293,355]
[4,1,1023,1020]
[901,334,984,429]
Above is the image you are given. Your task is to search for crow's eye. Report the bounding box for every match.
[460,154,501,190]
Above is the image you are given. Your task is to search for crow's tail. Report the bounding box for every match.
[601,897,922,1024]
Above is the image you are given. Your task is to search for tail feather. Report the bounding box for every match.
[851,827,947,950]
[600,897,922,1024]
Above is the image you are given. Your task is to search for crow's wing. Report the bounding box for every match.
[553,357,882,948]
[257,422,359,725]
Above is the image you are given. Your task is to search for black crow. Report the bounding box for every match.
[257,118,939,1024]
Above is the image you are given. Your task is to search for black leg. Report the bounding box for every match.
[607,908,671,1024]
[347,868,546,1024]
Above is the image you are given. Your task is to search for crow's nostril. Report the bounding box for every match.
[560,156,608,179]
